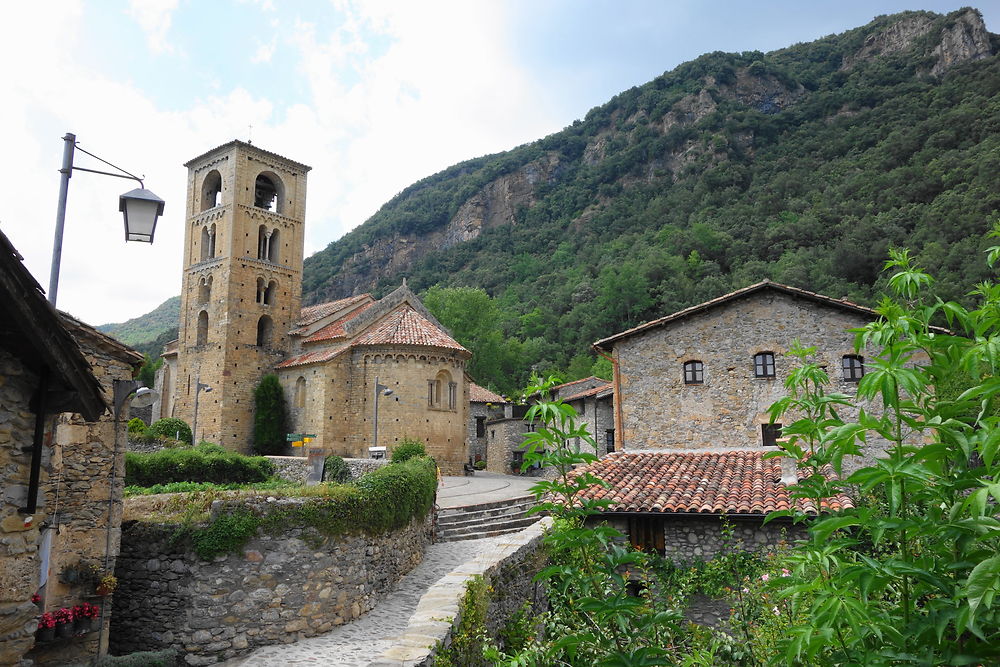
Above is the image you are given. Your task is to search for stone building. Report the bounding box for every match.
[0,229,141,665]
[159,141,472,472]
[585,281,885,557]
[468,383,505,465]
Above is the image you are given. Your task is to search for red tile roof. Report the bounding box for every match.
[574,450,853,516]
[470,383,506,403]
[303,301,374,343]
[552,376,604,392]
[274,344,349,369]
[561,382,612,402]
[350,304,469,353]
[294,294,372,331]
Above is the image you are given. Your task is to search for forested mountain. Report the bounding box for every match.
[109,9,1000,393]
[97,296,179,357]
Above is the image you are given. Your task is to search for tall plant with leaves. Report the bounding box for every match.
[485,376,717,666]
[767,245,1000,665]
[253,374,288,455]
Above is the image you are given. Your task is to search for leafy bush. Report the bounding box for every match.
[127,418,147,435]
[124,479,294,497]
[125,447,274,487]
[192,508,261,560]
[356,455,437,531]
[253,374,288,455]
[391,438,426,464]
[147,417,192,445]
[323,455,351,483]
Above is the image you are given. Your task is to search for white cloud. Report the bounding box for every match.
[251,37,277,64]
[126,0,180,54]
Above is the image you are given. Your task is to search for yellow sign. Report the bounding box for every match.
[303,437,312,443]
[292,440,303,447]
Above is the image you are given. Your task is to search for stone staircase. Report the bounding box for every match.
[435,495,541,542]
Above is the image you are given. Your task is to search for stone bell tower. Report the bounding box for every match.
[172,141,310,450]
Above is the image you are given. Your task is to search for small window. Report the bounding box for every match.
[842,355,864,382]
[476,416,486,438]
[762,423,782,447]
[196,310,209,346]
[606,429,615,453]
[295,376,306,408]
[256,315,273,347]
[627,517,665,555]
[448,381,457,410]
[683,360,704,384]
[754,352,776,378]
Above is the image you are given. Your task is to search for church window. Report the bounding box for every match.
[254,173,280,211]
[257,226,268,260]
[265,281,277,305]
[201,170,222,211]
[429,370,454,409]
[268,229,280,263]
[256,315,273,347]
[255,277,265,304]
[295,376,306,408]
[842,355,864,382]
[196,310,208,346]
[448,381,457,410]
[198,275,212,304]
[754,352,776,378]
[683,360,704,384]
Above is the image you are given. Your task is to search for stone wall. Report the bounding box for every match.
[110,507,431,664]
[0,347,50,666]
[613,290,889,473]
[372,517,552,666]
[266,455,388,483]
[485,418,530,474]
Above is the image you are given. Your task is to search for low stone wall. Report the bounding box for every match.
[372,517,551,666]
[266,456,389,483]
[110,506,431,665]
[662,517,801,560]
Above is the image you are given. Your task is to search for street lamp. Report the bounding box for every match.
[372,376,393,452]
[48,133,165,305]
[192,377,213,445]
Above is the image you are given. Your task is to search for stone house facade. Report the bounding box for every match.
[468,383,505,465]
[0,229,141,665]
[158,141,472,473]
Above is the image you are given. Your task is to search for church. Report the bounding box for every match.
[155,140,471,473]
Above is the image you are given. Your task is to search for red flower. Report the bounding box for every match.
[31,593,41,604]
[37,613,56,630]
[52,607,74,625]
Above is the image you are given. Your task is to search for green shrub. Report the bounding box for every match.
[356,456,437,532]
[253,374,288,455]
[124,479,294,497]
[391,438,426,464]
[94,648,176,666]
[147,418,192,445]
[323,455,351,483]
[126,417,147,435]
[195,441,225,454]
[125,447,275,487]
[192,508,261,560]
[473,460,486,470]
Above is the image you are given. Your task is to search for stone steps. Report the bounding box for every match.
[436,495,542,542]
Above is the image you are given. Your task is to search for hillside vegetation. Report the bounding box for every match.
[106,9,1000,394]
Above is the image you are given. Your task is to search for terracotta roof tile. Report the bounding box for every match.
[350,304,469,353]
[303,302,374,343]
[561,382,612,402]
[470,383,506,403]
[573,450,853,516]
[294,294,372,330]
[552,376,604,392]
[275,344,349,369]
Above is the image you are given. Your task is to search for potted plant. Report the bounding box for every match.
[36,612,56,642]
[53,607,74,639]
[73,602,100,634]
[95,573,117,597]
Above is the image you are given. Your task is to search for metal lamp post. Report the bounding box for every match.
[48,133,165,305]
[191,377,213,444]
[372,377,393,450]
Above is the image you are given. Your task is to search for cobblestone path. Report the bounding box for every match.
[223,535,507,666]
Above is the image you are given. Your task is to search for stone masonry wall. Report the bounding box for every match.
[614,291,888,473]
[266,456,388,483]
[0,347,50,667]
[111,508,431,664]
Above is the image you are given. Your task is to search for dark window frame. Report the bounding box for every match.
[683,360,704,384]
[842,354,865,382]
[754,352,776,378]
[762,423,783,447]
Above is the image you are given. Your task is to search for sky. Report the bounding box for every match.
[2,0,997,326]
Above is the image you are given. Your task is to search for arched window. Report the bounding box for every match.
[295,376,306,408]
[208,223,216,258]
[268,229,280,263]
[256,315,273,347]
[200,226,211,261]
[429,369,454,409]
[198,275,212,304]
[842,355,865,382]
[201,170,222,211]
[255,277,266,304]
[265,280,277,305]
[257,225,268,260]
[196,310,209,346]
[753,352,776,378]
[254,173,281,212]
[683,360,704,384]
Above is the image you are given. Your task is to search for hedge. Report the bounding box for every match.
[125,444,275,487]
[147,417,192,445]
[390,438,427,464]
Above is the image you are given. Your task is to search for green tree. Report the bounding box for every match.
[137,353,163,389]
[253,374,288,455]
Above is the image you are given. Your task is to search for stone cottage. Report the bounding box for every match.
[468,382,505,465]
[0,228,142,665]
[587,281,886,556]
[157,141,472,473]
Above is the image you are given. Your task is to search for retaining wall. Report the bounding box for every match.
[110,504,431,665]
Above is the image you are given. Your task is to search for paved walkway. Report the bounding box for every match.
[222,474,536,666]
[437,471,539,508]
